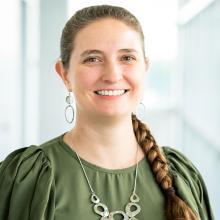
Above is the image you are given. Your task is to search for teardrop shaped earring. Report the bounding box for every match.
[65,91,75,124]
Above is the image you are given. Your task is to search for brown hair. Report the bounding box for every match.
[59,4,198,220]
[132,113,198,220]
[60,4,145,69]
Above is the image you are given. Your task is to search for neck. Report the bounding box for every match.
[64,112,145,169]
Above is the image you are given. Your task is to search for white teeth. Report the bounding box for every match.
[96,90,126,96]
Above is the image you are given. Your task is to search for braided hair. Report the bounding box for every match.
[132,113,198,219]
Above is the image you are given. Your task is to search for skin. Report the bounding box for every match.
[56,18,149,169]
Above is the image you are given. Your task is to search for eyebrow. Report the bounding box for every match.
[80,50,102,57]
[80,48,138,57]
[118,48,138,53]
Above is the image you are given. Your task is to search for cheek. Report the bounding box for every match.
[72,68,99,91]
[124,65,146,84]
[125,66,146,100]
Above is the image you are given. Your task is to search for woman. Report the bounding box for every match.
[0,5,214,220]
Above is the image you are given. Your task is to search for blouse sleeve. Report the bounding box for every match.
[0,146,55,220]
[162,146,215,220]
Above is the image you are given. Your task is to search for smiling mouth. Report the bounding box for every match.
[94,90,129,95]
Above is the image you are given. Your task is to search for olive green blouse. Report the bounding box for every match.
[0,133,214,220]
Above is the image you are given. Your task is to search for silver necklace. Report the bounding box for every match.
[74,142,141,220]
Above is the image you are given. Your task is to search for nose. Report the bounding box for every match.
[101,61,123,83]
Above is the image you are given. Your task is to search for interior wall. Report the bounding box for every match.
[178,0,220,217]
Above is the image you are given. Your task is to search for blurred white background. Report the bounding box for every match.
[0,0,219,218]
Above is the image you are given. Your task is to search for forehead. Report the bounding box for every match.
[72,18,143,55]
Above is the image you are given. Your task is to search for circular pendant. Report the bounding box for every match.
[125,202,141,217]
[94,202,109,217]
[109,211,129,220]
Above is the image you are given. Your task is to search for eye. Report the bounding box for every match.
[121,55,136,62]
[83,57,102,64]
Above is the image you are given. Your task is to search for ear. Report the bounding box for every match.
[55,60,71,90]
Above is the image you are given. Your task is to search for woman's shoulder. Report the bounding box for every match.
[161,146,214,220]
[161,146,205,201]
[0,142,56,219]
[0,145,50,176]
[0,144,53,194]
[0,133,64,173]
[161,146,199,177]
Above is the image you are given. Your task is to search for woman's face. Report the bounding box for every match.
[59,18,148,119]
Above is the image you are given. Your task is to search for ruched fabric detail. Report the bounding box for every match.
[0,146,55,220]
[162,146,214,220]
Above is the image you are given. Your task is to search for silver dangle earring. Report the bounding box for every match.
[65,91,74,124]
[134,101,146,122]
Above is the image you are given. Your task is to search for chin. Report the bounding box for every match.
[98,110,132,118]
